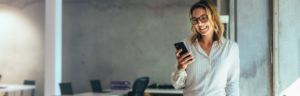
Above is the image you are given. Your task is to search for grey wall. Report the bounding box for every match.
[0,0,44,96]
[278,0,300,94]
[62,0,273,95]
[219,0,229,15]
[62,0,198,93]
[208,0,229,15]
[237,0,272,96]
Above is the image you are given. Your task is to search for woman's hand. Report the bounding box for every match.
[175,49,195,71]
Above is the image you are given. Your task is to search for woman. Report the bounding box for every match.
[171,0,240,96]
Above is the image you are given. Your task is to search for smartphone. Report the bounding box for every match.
[174,42,192,61]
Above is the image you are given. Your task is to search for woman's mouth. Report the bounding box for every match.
[200,26,208,31]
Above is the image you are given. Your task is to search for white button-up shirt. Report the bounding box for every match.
[171,38,240,96]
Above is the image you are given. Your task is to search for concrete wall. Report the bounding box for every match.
[278,0,300,94]
[209,0,229,15]
[62,0,273,95]
[237,0,272,96]
[219,0,229,15]
[62,0,198,93]
[0,0,44,96]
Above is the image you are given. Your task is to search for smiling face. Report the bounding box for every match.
[191,8,214,37]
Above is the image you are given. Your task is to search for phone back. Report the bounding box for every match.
[174,42,189,56]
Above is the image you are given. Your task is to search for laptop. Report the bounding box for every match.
[90,80,111,93]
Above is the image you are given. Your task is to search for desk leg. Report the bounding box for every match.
[3,92,8,96]
[144,93,152,96]
[0,92,5,96]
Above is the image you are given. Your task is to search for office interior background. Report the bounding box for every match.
[0,0,299,96]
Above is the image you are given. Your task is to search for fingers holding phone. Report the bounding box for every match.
[174,42,195,71]
[177,51,192,62]
[176,49,195,71]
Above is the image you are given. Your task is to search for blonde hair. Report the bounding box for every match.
[188,0,224,46]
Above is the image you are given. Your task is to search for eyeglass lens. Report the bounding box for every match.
[190,15,208,25]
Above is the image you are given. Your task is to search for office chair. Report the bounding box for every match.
[127,77,149,96]
[21,80,35,96]
[59,82,74,95]
[0,75,4,96]
[90,80,111,93]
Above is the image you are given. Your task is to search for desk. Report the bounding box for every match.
[144,89,183,94]
[0,84,36,96]
[144,89,183,96]
[53,90,129,96]
[54,89,183,96]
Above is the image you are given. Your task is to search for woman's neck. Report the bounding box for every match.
[199,34,214,45]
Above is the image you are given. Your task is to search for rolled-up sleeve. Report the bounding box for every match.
[225,45,240,96]
[171,61,187,89]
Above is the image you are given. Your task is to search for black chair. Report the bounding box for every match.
[0,75,2,88]
[21,80,35,96]
[90,80,103,92]
[0,75,5,96]
[90,80,111,93]
[59,82,74,95]
[127,77,149,96]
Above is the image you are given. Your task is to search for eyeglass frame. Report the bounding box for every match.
[190,15,209,25]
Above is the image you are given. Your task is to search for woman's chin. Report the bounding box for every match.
[198,31,209,36]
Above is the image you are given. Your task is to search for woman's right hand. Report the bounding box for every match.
[175,49,195,71]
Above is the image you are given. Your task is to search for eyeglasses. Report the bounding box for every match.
[190,15,208,25]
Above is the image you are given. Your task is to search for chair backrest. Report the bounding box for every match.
[90,80,103,92]
[24,80,35,85]
[59,82,74,95]
[23,80,36,96]
[132,77,149,96]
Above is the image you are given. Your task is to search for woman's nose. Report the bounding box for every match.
[197,19,204,26]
